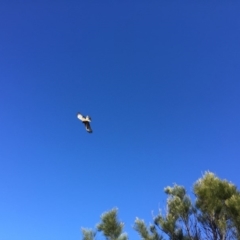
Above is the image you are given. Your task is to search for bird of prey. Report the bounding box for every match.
[77,112,93,133]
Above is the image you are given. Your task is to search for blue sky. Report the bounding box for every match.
[1,1,240,239]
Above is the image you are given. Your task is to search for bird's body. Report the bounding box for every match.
[77,113,93,133]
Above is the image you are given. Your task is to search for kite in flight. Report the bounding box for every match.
[77,112,93,133]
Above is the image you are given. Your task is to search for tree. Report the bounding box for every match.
[97,208,128,240]
[194,172,240,239]
[81,228,96,240]
[81,208,127,240]
[81,172,240,240]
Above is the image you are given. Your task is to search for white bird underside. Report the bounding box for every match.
[77,113,93,133]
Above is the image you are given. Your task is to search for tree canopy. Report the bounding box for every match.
[81,172,240,240]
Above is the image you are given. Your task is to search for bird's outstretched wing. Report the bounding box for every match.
[84,122,93,133]
[77,113,85,122]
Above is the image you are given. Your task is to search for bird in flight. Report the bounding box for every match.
[77,113,93,133]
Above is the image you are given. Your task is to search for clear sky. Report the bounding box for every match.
[0,1,240,240]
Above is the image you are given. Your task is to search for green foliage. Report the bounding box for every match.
[81,228,96,240]
[134,218,163,240]
[97,208,128,240]
[194,171,240,239]
[153,185,197,240]
[225,194,240,238]
[81,172,240,240]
